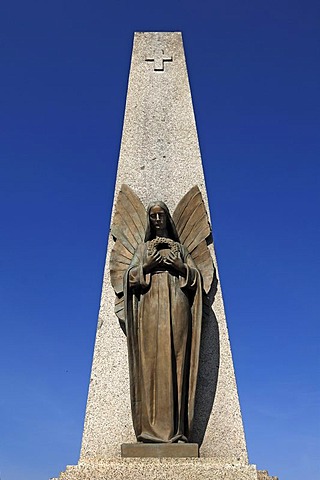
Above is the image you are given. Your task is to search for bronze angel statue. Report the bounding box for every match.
[110,185,214,444]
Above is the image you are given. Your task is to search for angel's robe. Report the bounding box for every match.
[124,241,202,443]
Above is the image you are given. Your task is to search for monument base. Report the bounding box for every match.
[51,459,269,480]
[121,442,199,458]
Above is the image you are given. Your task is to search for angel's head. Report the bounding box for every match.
[145,201,179,242]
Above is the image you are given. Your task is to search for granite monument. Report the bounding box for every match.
[51,31,278,480]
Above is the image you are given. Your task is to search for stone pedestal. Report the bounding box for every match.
[121,443,199,458]
[52,459,260,480]
[50,32,276,480]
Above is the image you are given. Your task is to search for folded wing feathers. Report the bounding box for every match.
[173,187,211,252]
[112,208,140,252]
[190,241,213,293]
[173,186,213,293]
[114,295,125,322]
[191,240,208,261]
[111,240,133,262]
[173,185,199,227]
[110,224,135,255]
[110,243,130,293]
[111,184,146,254]
[120,186,146,242]
[184,211,211,253]
[178,193,202,238]
[180,209,209,251]
[110,270,126,294]
[110,185,146,298]
[174,190,202,239]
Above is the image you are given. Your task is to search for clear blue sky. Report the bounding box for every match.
[0,1,319,479]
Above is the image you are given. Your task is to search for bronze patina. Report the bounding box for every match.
[110,185,213,444]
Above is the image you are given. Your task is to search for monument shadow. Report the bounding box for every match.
[190,264,219,446]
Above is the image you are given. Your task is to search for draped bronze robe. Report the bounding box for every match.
[124,241,202,443]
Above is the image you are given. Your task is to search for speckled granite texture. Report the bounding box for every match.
[52,459,260,480]
[50,31,265,480]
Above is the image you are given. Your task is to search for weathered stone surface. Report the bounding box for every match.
[121,443,199,458]
[52,464,281,480]
[52,459,259,480]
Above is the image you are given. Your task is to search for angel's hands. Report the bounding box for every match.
[143,250,163,274]
[164,251,187,277]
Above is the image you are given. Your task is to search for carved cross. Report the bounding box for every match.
[145,49,173,71]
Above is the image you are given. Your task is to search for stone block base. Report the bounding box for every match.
[121,443,199,458]
[51,459,260,480]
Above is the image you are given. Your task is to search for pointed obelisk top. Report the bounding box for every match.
[114,32,208,214]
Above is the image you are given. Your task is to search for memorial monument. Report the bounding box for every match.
[52,32,277,480]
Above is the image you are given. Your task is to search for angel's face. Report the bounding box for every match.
[149,205,167,236]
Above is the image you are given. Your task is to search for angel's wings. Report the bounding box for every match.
[110,184,214,326]
[110,184,146,327]
[172,185,214,294]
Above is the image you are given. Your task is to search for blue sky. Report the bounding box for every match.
[0,1,319,479]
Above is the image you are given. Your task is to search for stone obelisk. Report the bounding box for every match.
[52,32,274,480]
